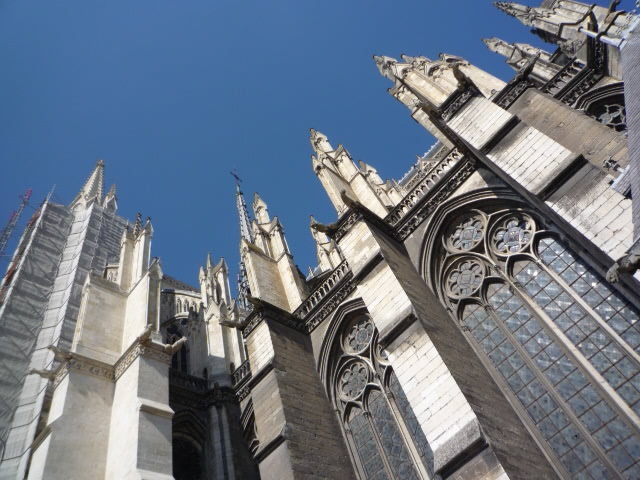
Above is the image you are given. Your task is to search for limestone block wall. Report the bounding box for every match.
[444,94,634,261]
[244,316,355,480]
[28,371,114,480]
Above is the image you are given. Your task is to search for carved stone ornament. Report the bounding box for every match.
[338,361,369,401]
[392,159,475,241]
[445,258,485,299]
[446,213,485,252]
[344,316,374,354]
[491,214,534,255]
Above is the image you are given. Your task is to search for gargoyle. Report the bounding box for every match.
[29,368,56,380]
[163,336,187,355]
[137,324,154,343]
[606,250,640,283]
[219,318,248,329]
[310,220,338,236]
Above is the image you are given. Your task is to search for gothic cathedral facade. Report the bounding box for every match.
[1,1,640,479]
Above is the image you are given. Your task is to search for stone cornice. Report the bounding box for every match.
[386,148,465,228]
[389,158,476,241]
[440,84,479,121]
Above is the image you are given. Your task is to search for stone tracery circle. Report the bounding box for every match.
[491,214,534,255]
[343,315,375,353]
[445,258,485,299]
[338,361,369,401]
[446,214,485,252]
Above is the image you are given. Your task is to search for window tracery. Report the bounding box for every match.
[329,313,433,479]
[434,207,640,479]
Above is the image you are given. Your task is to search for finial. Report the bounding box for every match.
[374,55,398,81]
[133,212,142,236]
[309,128,334,154]
[493,2,539,26]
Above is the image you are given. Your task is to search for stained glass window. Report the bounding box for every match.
[436,208,640,478]
[331,314,433,479]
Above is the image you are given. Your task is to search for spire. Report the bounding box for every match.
[494,2,534,21]
[310,129,334,154]
[70,160,105,208]
[483,37,513,57]
[493,2,555,30]
[234,177,253,243]
[373,55,398,81]
[232,173,253,310]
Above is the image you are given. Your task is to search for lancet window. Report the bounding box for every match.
[329,312,434,479]
[434,207,640,479]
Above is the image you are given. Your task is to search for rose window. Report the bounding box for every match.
[345,316,374,353]
[339,362,369,400]
[448,215,484,251]
[446,259,484,298]
[492,215,533,254]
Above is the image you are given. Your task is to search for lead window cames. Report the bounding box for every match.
[435,207,640,478]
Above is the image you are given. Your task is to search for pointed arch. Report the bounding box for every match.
[420,196,640,477]
[318,298,435,478]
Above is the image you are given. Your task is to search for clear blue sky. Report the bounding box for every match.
[0,0,634,289]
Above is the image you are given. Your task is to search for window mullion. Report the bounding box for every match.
[364,409,397,479]
[508,269,640,432]
[483,296,623,479]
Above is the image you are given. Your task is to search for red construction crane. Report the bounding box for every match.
[0,189,32,258]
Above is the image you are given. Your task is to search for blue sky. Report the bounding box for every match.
[0,0,634,289]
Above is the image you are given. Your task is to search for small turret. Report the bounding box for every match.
[483,37,561,82]
[103,184,117,211]
[252,193,270,224]
[311,129,391,218]
[238,190,308,312]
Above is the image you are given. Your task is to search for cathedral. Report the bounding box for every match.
[1,1,640,479]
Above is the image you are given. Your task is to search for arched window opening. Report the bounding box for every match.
[328,312,434,479]
[577,83,627,133]
[172,436,203,480]
[176,298,182,315]
[432,207,640,478]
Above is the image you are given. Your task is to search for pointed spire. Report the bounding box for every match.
[483,37,512,56]
[231,173,253,311]
[106,183,116,198]
[252,193,270,224]
[310,129,334,155]
[234,178,253,243]
[494,2,532,18]
[103,183,117,210]
[133,212,143,236]
[493,2,547,28]
[70,160,105,207]
[374,55,398,81]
